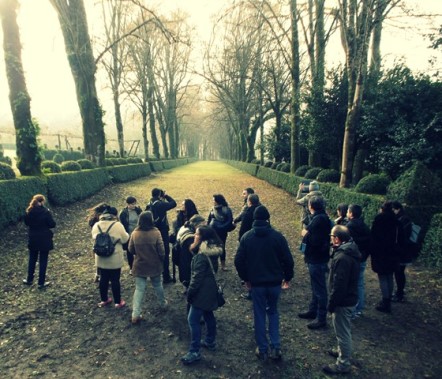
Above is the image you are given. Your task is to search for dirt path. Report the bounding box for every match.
[1,161,441,378]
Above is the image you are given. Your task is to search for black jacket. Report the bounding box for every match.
[119,206,142,233]
[346,218,371,262]
[328,240,361,312]
[238,203,260,241]
[25,206,56,251]
[235,220,294,287]
[303,210,331,264]
[145,195,177,231]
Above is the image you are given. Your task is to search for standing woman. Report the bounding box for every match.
[181,225,223,365]
[23,194,56,289]
[172,199,199,241]
[92,207,129,308]
[207,194,233,271]
[371,201,402,313]
[129,211,167,324]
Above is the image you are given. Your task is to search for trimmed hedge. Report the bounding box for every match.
[317,169,340,183]
[0,162,16,180]
[420,213,442,269]
[304,167,322,180]
[47,169,110,205]
[77,159,96,170]
[295,165,311,177]
[0,177,47,229]
[61,161,82,172]
[355,174,390,195]
[149,161,164,172]
[41,160,62,174]
[106,163,151,183]
[226,160,259,177]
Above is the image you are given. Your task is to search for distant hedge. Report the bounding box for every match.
[106,163,151,183]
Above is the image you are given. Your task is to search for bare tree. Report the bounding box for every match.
[0,0,41,175]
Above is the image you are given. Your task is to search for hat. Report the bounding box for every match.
[253,205,270,221]
[309,181,319,192]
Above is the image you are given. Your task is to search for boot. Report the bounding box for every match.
[376,298,391,313]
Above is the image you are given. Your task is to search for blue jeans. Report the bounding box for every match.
[355,261,367,313]
[332,306,354,367]
[251,285,281,353]
[188,305,216,353]
[132,275,165,318]
[307,263,328,323]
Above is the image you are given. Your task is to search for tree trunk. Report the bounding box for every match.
[352,148,366,185]
[0,0,42,176]
[113,87,125,157]
[50,0,105,166]
[141,105,149,161]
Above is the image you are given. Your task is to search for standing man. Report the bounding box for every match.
[298,196,331,330]
[323,225,360,375]
[146,188,177,284]
[296,181,324,228]
[235,206,294,361]
[234,187,255,226]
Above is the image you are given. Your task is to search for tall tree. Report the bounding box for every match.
[49,0,105,165]
[0,0,41,175]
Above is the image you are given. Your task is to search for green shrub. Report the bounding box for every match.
[53,153,64,164]
[387,161,442,206]
[43,149,84,161]
[271,162,279,170]
[60,161,82,172]
[106,163,152,183]
[149,161,164,172]
[114,158,127,165]
[250,159,260,164]
[105,158,115,166]
[225,160,259,176]
[264,161,273,168]
[0,162,16,180]
[77,159,96,170]
[295,165,312,177]
[317,169,340,183]
[419,213,442,269]
[355,174,390,195]
[127,157,143,164]
[0,155,12,166]
[304,167,322,180]
[276,163,285,171]
[41,160,61,174]
[280,163,290,173]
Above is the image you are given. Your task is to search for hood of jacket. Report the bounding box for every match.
[333,240,361,261]
[251,220,272,237]
[198,241,223,257]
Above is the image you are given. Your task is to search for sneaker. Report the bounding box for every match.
[22,279,32,285]
[240,292,252,300]
[94,275,100,283]
[97,298,113,307]
[322,363,351,375]
[38,282,51,289]
[328,349,339,358]
[129,270,133,276]
[270,347,282,361]
[255,347,268,362]
[281,281,289,290]
[201,340,217,351]
[115,300,126,309]
[307,320,327,330]
[298,310,317,319]
[181,351,201,365]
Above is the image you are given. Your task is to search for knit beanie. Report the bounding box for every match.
[253,205,270,221]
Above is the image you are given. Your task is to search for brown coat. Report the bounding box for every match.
[128,227,165,278]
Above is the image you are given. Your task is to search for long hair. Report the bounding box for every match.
[213,194,228,207]
[336,203,348,217]
[26,194,45,214]
[197,225,222,246]
[87,202,110,225]
[183,199,198,219]
[137,211,155,231]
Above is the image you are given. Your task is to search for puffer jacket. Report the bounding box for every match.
[25,205,56,251]
[92,216,129,269]
[328,240,361,312]
[129,227,164,278]
[187,241,222,311]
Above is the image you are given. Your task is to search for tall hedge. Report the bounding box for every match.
[106,163,151,183]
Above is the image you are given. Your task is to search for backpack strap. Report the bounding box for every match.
[105,221,117,233]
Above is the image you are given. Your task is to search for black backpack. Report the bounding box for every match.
[93,222,117,257]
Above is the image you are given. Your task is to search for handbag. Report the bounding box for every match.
[206,255,226,307]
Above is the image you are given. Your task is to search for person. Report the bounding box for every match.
[171,199,199,242]
[323,225,360,375]
[391,201,414,302]
[146,188,177,284]
[181,225,223,365]
[233,187,255,225]
[207,194,234,271]
[296,181,324,228]
[370,201,402,313]
[87,202,110,282]
[128,211,167,324]
[22,194,56,289]
[298,196,331,330]
[119,196,142,274]
[334,203,348,226]
[346,204,372,317]
[91,206,129,308]
[175,214,206,293]
[238,193,261,241]
[235,205,294,361]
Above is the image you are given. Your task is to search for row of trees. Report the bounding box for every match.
[1,0,440,185]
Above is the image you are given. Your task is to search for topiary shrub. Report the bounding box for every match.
[271,162,280,170]
[0,154,12,166]
[77,159,96,170]
[280,163,290,173]
[355,174,390,195]
[114,158,127,165]
[419,213,442,269]
[41,160,62,174]
[264,161,273,168]
[387,161,442,206]
[60,160,82,172]
[250,159,260,164]
[127,157,143,164]
[317,169,340,183]
[53,153,64,164]
[304,167,322,180]
[0,162,16,180]
[295,165,312,177]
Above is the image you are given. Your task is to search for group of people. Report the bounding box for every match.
[21,181,418,374]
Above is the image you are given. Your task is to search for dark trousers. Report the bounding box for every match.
[159,228,171,280]
[307,262,329,323]
[217,230,228,263]
[394,265,406,295]
[27,250,49,286]
[99,268,122,303]
[126,250,134,270]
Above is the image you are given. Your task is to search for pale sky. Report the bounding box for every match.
[0,0,441,144]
